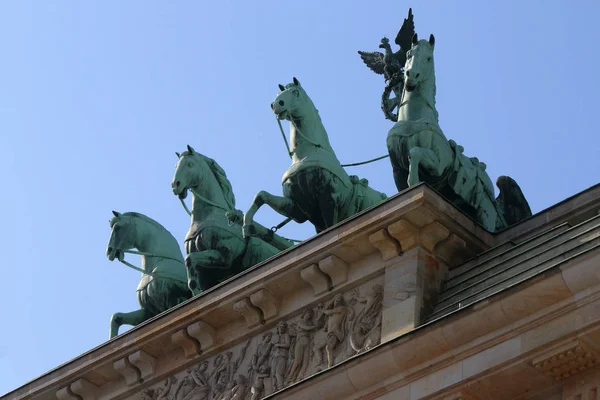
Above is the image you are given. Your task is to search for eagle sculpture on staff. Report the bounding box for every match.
[358,8,415,121]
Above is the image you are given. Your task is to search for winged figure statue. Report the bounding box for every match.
[358,8,415,120]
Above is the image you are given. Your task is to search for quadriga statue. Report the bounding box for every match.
[359,8,531,231]
[171,146,294,294]
[243,78,387,236]
[358,10,532,231]
[386,33,531,230]
[106,211,192,338]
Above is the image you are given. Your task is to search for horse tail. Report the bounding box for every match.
[495,176,532,229]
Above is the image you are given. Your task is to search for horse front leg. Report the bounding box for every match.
[408,147,444,186]
[110,308,148,338]
[243,190,306,238]
[185,249,227,270]
[185,250,228,293]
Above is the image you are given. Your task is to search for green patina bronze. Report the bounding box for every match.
[171,146,294,295]
[385,30,531,231]
[102,11,534,334]
[106,211,192,338]
[359,8,415,121]
[243,78,387,237]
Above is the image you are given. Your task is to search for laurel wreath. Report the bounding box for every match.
[381,71,405,121]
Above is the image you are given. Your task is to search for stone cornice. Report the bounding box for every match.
[5,183,600,400]
[3,185,494,400]
[271,245,600,399]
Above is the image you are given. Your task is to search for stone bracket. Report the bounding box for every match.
[187,320,216,351]
[301,264,331,295]
[436,233,469,266]
[300,256,349,296]
[388,219,418,252]
[420,221,450,253]
[113,356,140,386]
[129,350,156,382]
[250,288,280,321]
[56,379,98,400]
[319,255,348,288]
[383,219,473,268]
[113,350,156,385]
[233,297,263,327]
[56,386,78,400]
[369,229,402,260]
[172,320,216,358]
[172,328,200,359]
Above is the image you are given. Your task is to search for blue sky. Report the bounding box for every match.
[1,0,599,394]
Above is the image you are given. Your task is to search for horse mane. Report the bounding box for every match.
[287,83,335,150]
[414,40,439,122]
[182,151,236,210]
[204,156,236,209]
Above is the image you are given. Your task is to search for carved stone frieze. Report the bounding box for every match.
[532,340,600,381]
[137,278,383,399]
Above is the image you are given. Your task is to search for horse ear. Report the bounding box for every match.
[187,145,195,154]
[112,210,121,218]
[278,84,285,91]
[175,152,181,158]
[412,33,418,45]
[293,77,300,86]
[429,34,435,47]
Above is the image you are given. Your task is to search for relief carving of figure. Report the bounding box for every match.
[213,352,234,387]
[211,339,250,400]
[229,374,249,400]
[215,374,248,400]
[314,294,349,369]
[138,283,384,400]
[349,285,384,353]
[249,332,273,398]
[211,375,231,400]
[270,321,291,392]
[174,361,210,400]
[250,365,270,400]
[252,332,273,372]
[144,376,177,400]
[286,308,319,384]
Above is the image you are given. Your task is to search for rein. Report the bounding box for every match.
[177,185,301,242]
[276,116,389,167]
[118,250,188,284]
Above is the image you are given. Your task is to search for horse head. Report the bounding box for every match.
[271,77,309,120]
[106,211,136,262]
[404,33,435,92]
[171,145,205,200]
